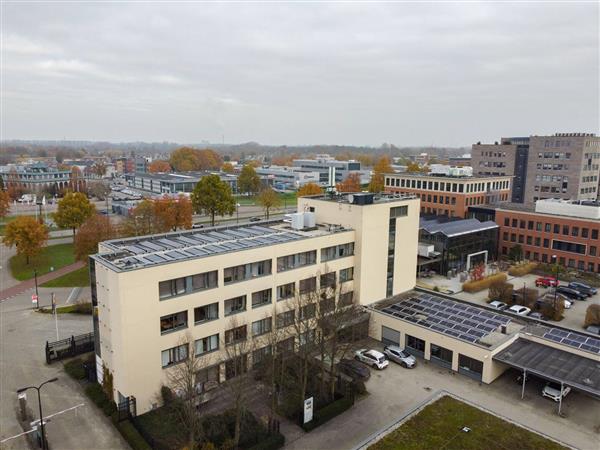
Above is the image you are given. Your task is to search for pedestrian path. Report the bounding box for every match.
[0,261,85,301]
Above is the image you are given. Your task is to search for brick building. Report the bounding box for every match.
[494,199,600,273]
[384,173,512,218]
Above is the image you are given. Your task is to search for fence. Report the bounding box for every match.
[117,396,137,422]
[45,332,95,364]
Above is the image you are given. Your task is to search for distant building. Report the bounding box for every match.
[292,154,366,186]
[135,156,152,174]
[124,172,237,195]
[384,173,512,218]
[255,166,320,190]
[472,133,600,204]
[448,154,471,167]
[0,163,76,193]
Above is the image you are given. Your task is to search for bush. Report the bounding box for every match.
[247,432,285,450]
[64,358,86,380]
[73,301,93,315]
[462,273,507,293]
[116,420,152,450]
[488,281,513,303]
[584,304,600,328]
[508,262,537,277]
[350,379,367,395]
[85,383,108,409]
[513,287,539,308]
[160,385,175,406]
[541,300,564,321]
[301,395,354,432]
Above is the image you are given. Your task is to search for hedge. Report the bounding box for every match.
[462,273,507,293]
[64,359,86,380]
[508,262,537,277]
[247,433,285,450]
[84,382,116,416]
[117,420,152,450]
[301,395,354,432]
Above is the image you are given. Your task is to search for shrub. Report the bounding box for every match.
[541,300,564,321]
[462,273,507,293]
[301,395,354,432]
[513,287,539,308]
[584,304,600,328]
[116,420,152,450]
[508,262,537,277]
[488,281,513,303]
[64,358,86,380]
[247,433,285,450]
[350,379,367,395]
[73,301,93,315]
[160,385,175,406]
[85,383,108,409]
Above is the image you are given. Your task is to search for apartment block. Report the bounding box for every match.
[384,173,512,218]
[473,133,600,205]
[90,193,419,413]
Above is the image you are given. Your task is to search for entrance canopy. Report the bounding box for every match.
[494,338,600,397]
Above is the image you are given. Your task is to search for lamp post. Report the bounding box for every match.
[236,203,240,224]
[551,254,559,311]
[17,377,58,450]
[34,269,39,309]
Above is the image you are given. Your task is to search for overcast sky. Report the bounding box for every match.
[1,2,598,147]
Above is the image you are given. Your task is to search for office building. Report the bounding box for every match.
[90,193,419,413]
[292,154,367,186]
[124,172,238,195]
[0,163,80,193]
[255,166,320,190]
[473,133,600,204]
[384,173,512,218]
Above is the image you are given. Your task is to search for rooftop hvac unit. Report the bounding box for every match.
[290,213,304,230]
[347,193,374,205]
[303,212,316,228]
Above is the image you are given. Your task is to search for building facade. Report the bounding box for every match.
[292,154,366,186]
[90,193,419,413]
[124,172,238,195]
[495,199,600,273]
[473,133,600,205]
[255,166,320,190]
[0,163,82,193]
[384,173,512,218]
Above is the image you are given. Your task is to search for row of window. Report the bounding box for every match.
[385,177,510,193]
[502,218,599,240]
[537,151,571,159]
[502,233,596,256]
[159,270,219,300]
[501,247,600,273]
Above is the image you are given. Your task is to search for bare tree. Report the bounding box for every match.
[165,333,206,450]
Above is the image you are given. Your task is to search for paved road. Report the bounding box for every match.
[0,288,128,449]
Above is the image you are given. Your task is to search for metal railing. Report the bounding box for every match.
[45,332,94,364]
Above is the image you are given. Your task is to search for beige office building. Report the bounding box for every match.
[90,193,419,413]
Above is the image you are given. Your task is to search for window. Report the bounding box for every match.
[458,354,483,375]
[252,317,272,336]
[161,344,188,368]
[545,223,551,232]
[562,225,569,235]
[299,277,317,294]
[504,218,510,226]
[340,267,354,282]
[390,206,408,217]
[321,243,355,262]
[430,344,453,365]
[277,282,295,301]
[225,355,247,379]
[277,310,295,328]
[225,325,247,345]
[553,224,560,234]
[253,345,272,368]
[192,271,218,291]
[252,289,272,308]
[582,228,589,238]
[572,227,579,237]
[339,291,354,306]
[278,337,295,353]
[405,335,425,355]
[159,277,186,300]
[552,240,586,255]
[277,250,316,271]
[225,295,246,316]
[224,259,272,284]
[194,303,218,324]
[320,297,335,314]
[593,229,599,240]
[196,365,219,391]
[160,311,188,334]
[195,334,219,356]
[320,272,336,290]
[300,303,316,320]
[299,329,316,348]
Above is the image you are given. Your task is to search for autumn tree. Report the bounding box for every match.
[297,182,322,197]
[148,160,172,173]
[406,162,421,173]
[123,199,162,236]
[488,280,514,303]
[191,174,235,226]
[0,190,10,218]
[154,195,193,231]
[92,161,107,177]
[170,147,200,172]
[2,216,48,264]
[87,181,110,201]
[74,214,116,262]
[221,162,235,173]
[584,304,600,328]
[368,156,393,193]
[237,165,261,195]
[257,188,282,219]
[336,173,361,193]
[54,192,96,235]
[196,149,223,170]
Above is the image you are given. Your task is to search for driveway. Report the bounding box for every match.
[0,288,128,449]
[285,341,599,450]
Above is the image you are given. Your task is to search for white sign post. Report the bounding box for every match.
[303,397,314,424]
[31,294,38,308]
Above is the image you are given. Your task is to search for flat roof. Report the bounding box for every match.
[491,202,600,222]
[494,339,600,397]
[93,220,351,272]
[373,292,521,349]
[522,322,600,356]
[125,172,237,182]
[420,218,498,237]
[304,193,418,205]
[385,173,512,180]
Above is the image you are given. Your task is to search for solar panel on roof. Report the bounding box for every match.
[548,328,569,337]
[563,339,582,348]
[566,334,587,343]
[580,344,600,353]
[139,241,165,252]
[544,333,562,343]
[586,337,600,346]
[125,245,146,254]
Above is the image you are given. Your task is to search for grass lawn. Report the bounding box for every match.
[369,396,567,450]
[234,192,297,206]
[40,266,90,287]
[9,243,76,281]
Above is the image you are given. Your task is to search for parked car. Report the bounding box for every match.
[542,383,571,402]
[249,217,262,222]
[568,282,597,297]
[536,277,559,288]
[528,311,544,320]
[488,300,508,310]
[534,298,572,311]
[354,349,389,370]
[337,358,371,381]
[585,325,600,336]
[383,345,416,368]
[556,286,587,301]
[508,305,531,316]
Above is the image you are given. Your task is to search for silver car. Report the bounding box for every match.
[383,345,416,368]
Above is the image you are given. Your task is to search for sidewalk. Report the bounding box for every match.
[0,261,85,301]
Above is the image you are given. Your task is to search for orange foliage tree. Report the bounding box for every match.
[2,216,48,264]
[154,195,193,232]
[336,173,361,193]
[0,190,10,217]
[148,160,172,173]
[368,156,393,193]
[297,183,323,197]
[74,214,116,262]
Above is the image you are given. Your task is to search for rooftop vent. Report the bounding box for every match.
[347,193,374,205]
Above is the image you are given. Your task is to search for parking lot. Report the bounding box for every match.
[285,339,600,450]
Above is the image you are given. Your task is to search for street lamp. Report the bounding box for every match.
[551,254,559,310]
[17,377,58,450]
[34,269,39,309]
[236,203,240,224]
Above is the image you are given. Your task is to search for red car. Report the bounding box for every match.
[535,276,559,288]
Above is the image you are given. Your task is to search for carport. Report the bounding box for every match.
[494,339,600,415]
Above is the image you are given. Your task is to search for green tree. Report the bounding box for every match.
[257,188,282,219]
[3,216,48,264]
[237,164,261,195]
[508,244,523,262]
[122,199,162,236]
[221,162,235,173]
[368,156,393,192]
[54,192,96,235]
[191,174,235,226]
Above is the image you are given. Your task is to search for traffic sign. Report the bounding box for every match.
[31,294,38,305]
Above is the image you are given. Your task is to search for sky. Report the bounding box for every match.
[1,2,598,147]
